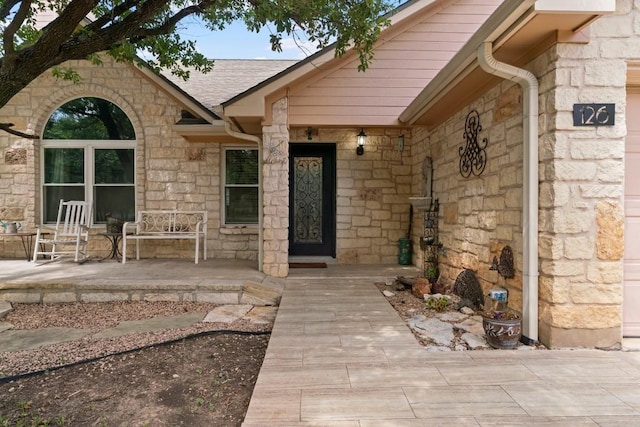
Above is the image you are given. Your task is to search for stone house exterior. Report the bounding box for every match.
[1,0,638,349]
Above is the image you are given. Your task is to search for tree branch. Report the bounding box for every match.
[0,123,39,139]
[36,0,100,57]
[127,3,207,40]
[0,0,21,22]
[3,0,32,59]
[70,0,213,56]
[85,0,145,32]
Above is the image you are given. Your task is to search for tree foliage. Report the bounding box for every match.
[0,0,396,137]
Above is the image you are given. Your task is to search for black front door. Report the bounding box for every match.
[289,143,336,257]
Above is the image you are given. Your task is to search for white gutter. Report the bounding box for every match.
[222,120,264,272]
[477,41,539,344]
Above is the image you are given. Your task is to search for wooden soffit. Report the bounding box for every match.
[401,0,616,129]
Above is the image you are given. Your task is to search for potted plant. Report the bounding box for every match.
[481,288,521,349]
[482,310,522,349]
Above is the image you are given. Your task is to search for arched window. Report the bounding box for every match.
[42,97,136,223]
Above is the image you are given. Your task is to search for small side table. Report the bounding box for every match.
[0,231,49,261]
[98,232,127,262]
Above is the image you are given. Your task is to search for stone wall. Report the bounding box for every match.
[535,3,630,348]
[0,57,258,261]
[422,82,526,310]
[415,4,632,348]
[287,127,412,265]
[261,98,290,277]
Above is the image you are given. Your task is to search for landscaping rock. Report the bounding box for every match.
[454,315,485,336]
[382,290,395,297]
[460,306,475,315]
[462,332,489,349]
[407,315,454,346]
[412,277,432,299]
[0,301,12,319]
[431,281,449,294]
[204,304,253,323]
[436,312,468,323]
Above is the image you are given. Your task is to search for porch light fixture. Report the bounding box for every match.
[307,127,313,140]
[356,128,366,155]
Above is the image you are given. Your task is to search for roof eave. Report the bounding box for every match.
[171,121,245,142]
[399,0,616,127]
[221,0,443,118]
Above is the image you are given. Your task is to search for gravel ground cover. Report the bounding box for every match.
[0,301,271,426]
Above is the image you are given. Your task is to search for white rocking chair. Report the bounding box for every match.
[33,200,92,263]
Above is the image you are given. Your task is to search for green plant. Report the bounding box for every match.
[426,296,449,312]
[0,401,73,426]
[425,266,439,281]
[191,396,206,413]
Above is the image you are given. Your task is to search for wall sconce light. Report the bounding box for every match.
[356,128,366,156]
[307,127,314,140]
[398,134,405,154]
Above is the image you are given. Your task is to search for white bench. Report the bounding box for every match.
[122,210,207,264]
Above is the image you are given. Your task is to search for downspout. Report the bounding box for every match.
[477,41,539,344]
[222,120,264,272]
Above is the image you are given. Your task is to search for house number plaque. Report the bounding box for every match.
[573,103,615,126]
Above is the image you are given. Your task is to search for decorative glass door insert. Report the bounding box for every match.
[294,156,323,244]
[289,144,336,257]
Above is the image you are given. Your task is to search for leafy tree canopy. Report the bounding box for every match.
[0,0,397,138]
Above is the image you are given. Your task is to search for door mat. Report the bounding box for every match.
[289,262,327,268]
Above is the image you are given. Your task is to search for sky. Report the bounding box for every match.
[177,18,318,60]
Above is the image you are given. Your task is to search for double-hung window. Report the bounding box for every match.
[42,97,136,224]
[224,147,259,225]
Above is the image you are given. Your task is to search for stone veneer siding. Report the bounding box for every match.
[289,127,412,265]
[535,3,630,348]
[414,5,632,348]
[421,82,526,312]
[261,98,290,277]
[0,57,258,261]
[261,112,413,276]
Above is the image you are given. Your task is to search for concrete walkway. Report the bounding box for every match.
[242,278,640,426]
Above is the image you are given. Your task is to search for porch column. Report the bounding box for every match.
[538,40,626,348]
[261,97,290,277]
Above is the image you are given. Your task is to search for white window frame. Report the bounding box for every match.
[222,145,259,227]
[40,139,136,225]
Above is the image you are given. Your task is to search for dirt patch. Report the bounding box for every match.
[0,302,271,426]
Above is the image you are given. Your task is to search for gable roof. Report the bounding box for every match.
[221,0,502,133]
[162,59,298,109]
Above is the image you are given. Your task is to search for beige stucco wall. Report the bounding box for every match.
[0,57,258,261]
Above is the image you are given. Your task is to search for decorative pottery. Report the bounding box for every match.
[482,315,522,349]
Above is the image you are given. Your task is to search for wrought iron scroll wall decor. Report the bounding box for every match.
[459,109,488,178]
